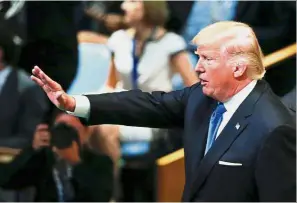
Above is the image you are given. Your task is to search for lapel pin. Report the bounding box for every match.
[235,123,240,130]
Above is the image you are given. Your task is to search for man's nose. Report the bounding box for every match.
[195,61,205,73]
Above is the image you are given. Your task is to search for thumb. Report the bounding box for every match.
[55,91,74,111]
[55,90,65,101]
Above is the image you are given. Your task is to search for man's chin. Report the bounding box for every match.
[202,86,213,97]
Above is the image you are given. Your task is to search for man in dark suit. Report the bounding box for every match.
[18,1,79,92]
[31,21,295,202]
[0,22,48,149]
[0,112,114,202]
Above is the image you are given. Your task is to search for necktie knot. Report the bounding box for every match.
[214,102,226,116]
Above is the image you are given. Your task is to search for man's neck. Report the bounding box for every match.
[223,80,257,113]
[220,80,253,102]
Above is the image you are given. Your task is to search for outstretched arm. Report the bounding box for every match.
[82,89,192,128]
[31,66,199,129]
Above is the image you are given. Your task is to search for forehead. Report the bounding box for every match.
[195,45,222,57]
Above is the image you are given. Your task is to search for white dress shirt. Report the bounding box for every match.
[216,80,257,138]
[0,66,12,94]
[67,80,257,139]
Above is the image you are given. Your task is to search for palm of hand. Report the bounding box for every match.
[31,66,67,110]
[45,83,65,109]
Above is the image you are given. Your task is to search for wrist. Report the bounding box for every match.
[65,95,76,112]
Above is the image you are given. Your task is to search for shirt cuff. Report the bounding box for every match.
[66,95,90,119]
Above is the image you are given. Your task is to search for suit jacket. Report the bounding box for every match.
[281,86,296,117]
[0,146,114,202]
[0,68,48,148]
[17,2,79,91]
[78,80,295,202]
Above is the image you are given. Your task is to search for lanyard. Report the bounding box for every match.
[131,27,157,89]
[53,163,72,202]
[131,39,139,89]
[53,168,64,202]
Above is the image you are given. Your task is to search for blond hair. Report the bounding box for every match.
[192,21,265,80]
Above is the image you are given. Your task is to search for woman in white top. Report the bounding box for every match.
[92,0,199,179]
[105,0,198,92]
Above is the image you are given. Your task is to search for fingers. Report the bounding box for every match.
[33,129,51,149]
[36,124,49,131]
[35,124,50,143]
[32,66,61,91]
[31,75,44,87]
[31,75,53,93]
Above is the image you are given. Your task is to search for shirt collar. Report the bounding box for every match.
[0,66,12,76]
[223,80,257,113]
[0,66,12,85]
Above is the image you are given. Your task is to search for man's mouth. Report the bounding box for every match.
[200,79,208,86]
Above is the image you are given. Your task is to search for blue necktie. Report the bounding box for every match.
[205,103,226,155]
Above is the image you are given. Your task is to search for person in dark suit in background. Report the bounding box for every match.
[31,21,295,202]
[0,112,114,202]
[17,1,79,92]
[0,22,48,149]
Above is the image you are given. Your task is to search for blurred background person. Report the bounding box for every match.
[0,22,48,150]
[0,111,114,202]
[83,1,127,35]
[0,15,48,203]
[90,0,198,201]
[17,1,80,100]
[13,1,83,127]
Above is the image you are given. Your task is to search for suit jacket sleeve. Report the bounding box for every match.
[72,151,114,202]
[83,83,199,128]
[0,147,48,190]
[0,86,49,148]
[255,124,296,202]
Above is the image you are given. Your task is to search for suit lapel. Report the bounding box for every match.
[190,100,216,173]
[182,95,216,202]
[188,80,267,201]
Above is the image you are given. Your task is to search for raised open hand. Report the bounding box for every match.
[31,66,75,112]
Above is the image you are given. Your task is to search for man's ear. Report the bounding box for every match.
[232,60,247,78]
